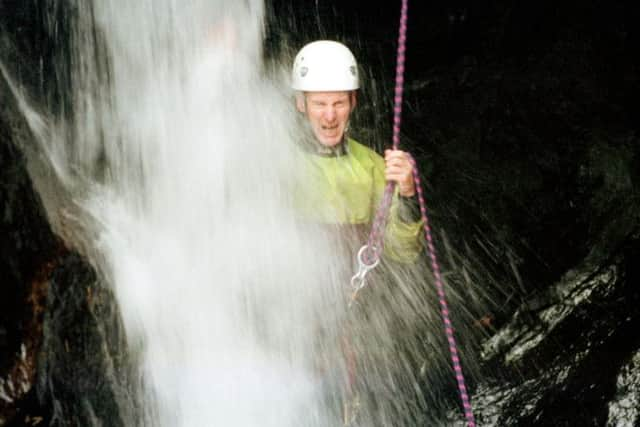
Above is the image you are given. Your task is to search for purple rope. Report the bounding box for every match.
[360,0,477,424]
[363,0,409,262]
[409,156,477,427]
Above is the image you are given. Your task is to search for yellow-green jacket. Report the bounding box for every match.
[296,138,423,263]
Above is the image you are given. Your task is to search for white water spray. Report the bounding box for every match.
[0,0,499,424]
[9,1,349,425]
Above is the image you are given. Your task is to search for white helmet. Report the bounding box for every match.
[291,40,360,91]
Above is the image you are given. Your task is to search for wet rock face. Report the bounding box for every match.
[608,351,640,426]
[0,106,57,425]
[0,118,50,354]
[462,235,640,426]
[1,70,128,425]
[35,251,131,427]
[0,118,129,425]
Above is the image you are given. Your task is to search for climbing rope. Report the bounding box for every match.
[350,1,477,425]
[358,0,409,266]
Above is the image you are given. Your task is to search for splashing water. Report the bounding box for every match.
[5,1,351,425]
[0,0,503,425]
[78,2,352,426]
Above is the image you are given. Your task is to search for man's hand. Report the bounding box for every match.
[384,149,415,197]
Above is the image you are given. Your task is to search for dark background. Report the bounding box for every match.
[1,0,640,425]
[266,0,640,303]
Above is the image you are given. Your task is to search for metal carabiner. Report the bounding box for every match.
[349,245,380,305]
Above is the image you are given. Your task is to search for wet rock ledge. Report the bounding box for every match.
[0,96,57,425]
[446,232,640,426]
[1,95,128,426]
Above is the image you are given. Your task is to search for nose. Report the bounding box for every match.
[323,106,337,122]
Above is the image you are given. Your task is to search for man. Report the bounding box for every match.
[291,40,423,263]
[291,40,424,425]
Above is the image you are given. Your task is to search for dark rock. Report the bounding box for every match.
[0,76,56,425]
[456,233,640,426]
[33,251,132,427]
[1,48,130,427]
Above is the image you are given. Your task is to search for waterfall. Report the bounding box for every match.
[7,1,346,425]
[0,0,488,424]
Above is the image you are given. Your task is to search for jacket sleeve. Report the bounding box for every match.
[371,154,424,264]
[384,193,424,263]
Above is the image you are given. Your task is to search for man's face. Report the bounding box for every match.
[297,91,356,147]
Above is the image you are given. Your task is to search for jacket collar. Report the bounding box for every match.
[311,138,349,157]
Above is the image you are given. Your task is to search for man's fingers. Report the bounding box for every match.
[385,166,411,175]
[385,149,415,196]
[385,163,412,174]
[385,158,407,167]
[385,149,408,159]
[385,155,408,163]
[385,171,412,181]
